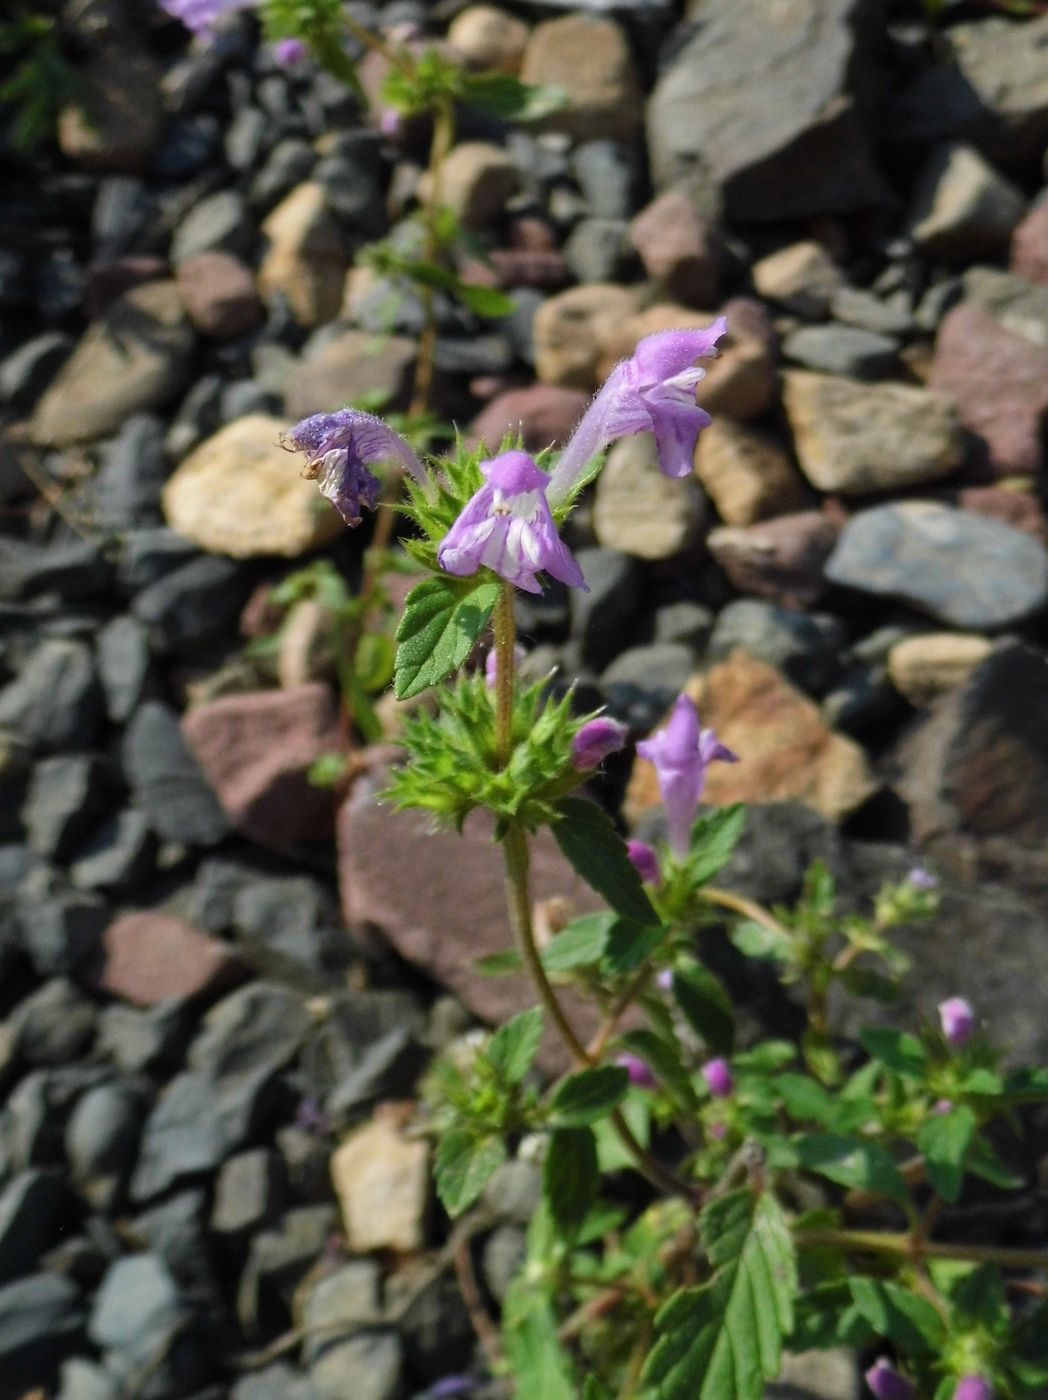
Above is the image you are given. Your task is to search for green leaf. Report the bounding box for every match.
[848,1278,946,1357]
[460,71,567,121]
[618,1027,700,1115]
[355,630,395,692]
[643,1189,796,1400]
[672,960,734,1055]
[454,281,516,318]
[582,1377,613,1400]
[1001,1066,1048,1102]
[841,966,898,1002]
[916,1105,977,1203]
[504,1279,577,1400]
[487,1007,543,1085]
[602,918,666,975]
[551,798,659,929]
[474,949,523,976]
[393,576,499,700]
[434,1130,507,1215]
[541,912,615,972]
[793,1134,908,1205]
[859,1027,929,1079]
[549,1066,629,1126]
[686,804,746,887]
[791,1281,878,1350]
[731,919,793,963]
[952,1262,1008,1331]
[544,1126,598,1233]
[775,1074,849,1129]
[965,1134,1024,1189]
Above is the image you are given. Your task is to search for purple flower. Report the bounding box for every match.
[437,450,587,595]
[702,1058,733,1099]
[380,108,404,139]
[282,408,427,526]
[655,967,673,991]
[635,695,738,858]
[547,319,728,508]
[615,1053,658,1090]
[865,1358,915,1400]
[572,716,628,770]
[628,840,662,888]
[428,1378,478,1399]
[484,644,524,688]
[939,996,975,1050]
[273,36,308,68]
[908,865,938,891]
[931,1097,954,1115]
[954,1378,993,1400]
[158,0,254,36]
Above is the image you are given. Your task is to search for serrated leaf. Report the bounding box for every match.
[643,1189,796,1400]
[487,1006,543,1085]
[541,912,616,972]
[687,804,746,887]
[551,798,658,929]
[794,1134,908,1204]
[434,1130,506,1215]
[549,1065,629,1126]
[504,1279,577,1400]
[393,576,499,700]
[849,1278,946,1357]
[672,960,734,1055]
[618,1027,700,1114]
[916,1105,977,1203]
[454,281,516,318]
[859,1027,929,1079]
[602,917,666,974]
[544,1126,598,1233]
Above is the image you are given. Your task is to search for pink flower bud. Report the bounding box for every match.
[571,717,628,770]
[273,37,307,69]
[615,1053,657,1090]
[702,1058,733,1099]
[932,1097,953,1115]
[954,1377,992,1400]
[865,1358,915,1400]
[655,967,673,991]
[627,840,661,887]
[938,997,975,1050]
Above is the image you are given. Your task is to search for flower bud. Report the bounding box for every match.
[865,1358,915,1400]
[702,1058,733,1099]
[907,865,937,891]
[627,840,661,887]
[571,717,628,770]
[615,1053,658,1090]
[938,996,975,1049]
[954,1377,992,1400]
[273,37,307,69]
[655,967,674,992]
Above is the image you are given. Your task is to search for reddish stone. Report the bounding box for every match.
[176,251,262,341]
[97,912,245,1007]
[467,383,587,454]
[707,511,841,609]
[84,256,169,317]
[488,248,570,290]
[181,684,341,849]
[956,486,1048,545]
[1010,202,1048,286]
[508,216,558,253]
[629,188,722,307]
[930,303,1048,477]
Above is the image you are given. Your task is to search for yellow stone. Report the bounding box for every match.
[330,1109,429,1254]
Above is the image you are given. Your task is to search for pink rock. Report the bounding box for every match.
[84,256,169,317]
[508,216,558,253]
[1010,202,1048,286]
[930,303,1048,477]
[97,912,245,1006]
[629,188,722,307]
[707,511,841,609]
[467,383,588,454]
[181,684,341,849]
[956,485,1048,545]
[176,251,262,341]
[488,248,570,290]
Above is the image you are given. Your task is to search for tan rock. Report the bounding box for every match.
[259,182,347,328]
[887,633,994,707]
[752,240,844,319]
[534,283,641,388]
[594,432,704,560]
[449,5,530,74]
[331,1107,429,1254]
[520,14,641,141]
[625,654,877,826]
[420,141,520,228]
[30,281,193,447]
[695,419,807,525]
[783,370,964,495]
[628,188,721,307]
[163,414,343,558]
[284,329,416,420]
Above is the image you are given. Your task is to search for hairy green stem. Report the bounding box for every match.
[796,1226,1048,1271]
[493,583,515,770]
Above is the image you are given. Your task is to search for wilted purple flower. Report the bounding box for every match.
[159,0,254,36]
[954,1378,993,1400]
[908,866,938,891]
[547,319,728,507]
[939,996,975,1050]
[572,716,628,770]
[282,408,427,526]
[865,1358,915,1400]
[702,1058,733,1099]
[273,36,308,68]
[438,450,587,595]
[635,695,738,857]
[628,840,662,888]
[616,1053,658,1091]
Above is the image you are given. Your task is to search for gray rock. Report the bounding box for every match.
[391,1266,474,1384]
[232,1362,322,1400]
[961,266,1048,349]
[225,106,270,172]
[23,754,118,861]
[0,331,72,411]
[781,323,898,379]
[210,1148,285,1238]
[129,1072,227,1202]
[822,666,907,740]
[0,1168,72,1284]
[309,1329,404,1400]
[564,217,631,283]
[116,527,199,592]
[70,808,156,890]
[300,1261,381,1363]
[569,547,641,672]
[830,285,913,337]
[571,140,641,221]
[601,642,696,730]
[231,878,345,989]
[89,1253,181,1351]
[0,537,111,603]
[709,599,845,696]
[121,701,230,847]
[718,802,843,908]
[0,1272,85,1391]
[906,143,1026,262]
[96,615,152,723]
[164,372,224,459]
[57,1357,120,1400]
[237,1205,338,1335]
[0,638,103,751]
[171,190,255,265]
[323,1025,425,1124]
[653,600,715,652]
[249,139,316,213]
[132,553,250,654]
[131,1189,216,1300]
[65,1080,148,1211]
[826,502,1048,630]
[188,981,312,1083]
[92,415,169,527]
[3,1066,109,1173]
[647,0,887,220]
[15,889,107,979]
[482,1223,526,1302]
[482,1159,542,1226]
[97,1001,190,1076]
[8,978,96,1067]
[593,433,705,561]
